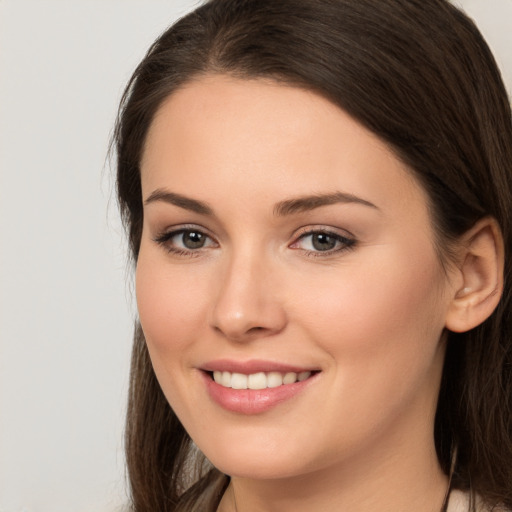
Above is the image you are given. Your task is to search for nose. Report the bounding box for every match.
[209,251,287,342]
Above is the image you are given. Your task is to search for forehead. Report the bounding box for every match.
[141,74,428,219]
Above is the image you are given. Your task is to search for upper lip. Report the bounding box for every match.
[200,359,319,374]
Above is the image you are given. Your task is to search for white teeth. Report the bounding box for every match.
[283,372,297,384]
[212,370,312,389]
[298,371,311,382]
[221,371,231,387]
[267,371,284,388]
[248,372,267,390]
[231,373,248,389]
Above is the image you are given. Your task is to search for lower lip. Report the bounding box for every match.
[201,371,318,414]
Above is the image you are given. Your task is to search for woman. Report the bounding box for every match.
[113,0,512,510]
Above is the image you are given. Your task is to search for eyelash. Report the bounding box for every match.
[153,226,357,258]
[153,226,218,257]
[292,229,356,257]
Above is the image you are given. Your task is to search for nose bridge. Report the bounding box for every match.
[210,243,286,340]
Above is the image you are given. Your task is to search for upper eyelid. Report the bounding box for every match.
[153,224,216,239]
[292,225,356,240]
[290,231,357,258]
[291,231,355,246]
[290,226,357,248]
[151,224,356,246]
[153,227,218,256]
[152,227,218,251]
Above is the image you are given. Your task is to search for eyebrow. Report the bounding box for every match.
[273,191,378,216]
[144,189,213,215]
[143,189,378,216]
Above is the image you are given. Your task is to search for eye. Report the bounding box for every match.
[176,230,209,249]
[291,229,356,255]
[153,227,217,255]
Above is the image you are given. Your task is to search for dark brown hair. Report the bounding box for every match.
[113,0,512,510]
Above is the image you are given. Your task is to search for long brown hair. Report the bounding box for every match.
[113,1,512,510]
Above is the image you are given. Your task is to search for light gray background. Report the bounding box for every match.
[0,1,510,511]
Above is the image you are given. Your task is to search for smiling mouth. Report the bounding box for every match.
[202,367,320,414]
[208,370,317,390]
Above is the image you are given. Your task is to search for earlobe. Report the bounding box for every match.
[445,217,504,333]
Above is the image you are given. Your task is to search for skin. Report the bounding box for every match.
[136,75,461,512]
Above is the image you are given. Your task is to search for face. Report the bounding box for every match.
[136,75,456,480]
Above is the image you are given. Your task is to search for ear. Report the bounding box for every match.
[445,217,504,333]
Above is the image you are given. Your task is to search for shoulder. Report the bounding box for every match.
[447,490,511,512]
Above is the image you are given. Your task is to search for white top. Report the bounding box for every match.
[447,490,509,512]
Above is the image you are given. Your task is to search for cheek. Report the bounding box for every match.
[282,250,449,459]
[135,248,209,361]
[134,248,215,417]
[292,245,448,377]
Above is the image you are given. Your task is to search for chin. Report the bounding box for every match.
[195,430,319,480]
[211,455,307,480]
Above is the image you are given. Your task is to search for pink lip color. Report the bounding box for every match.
[201,359,315,375]
[199,361,319,415]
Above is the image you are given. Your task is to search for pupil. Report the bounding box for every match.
[183,231,205,249]
[312,233,336,251]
